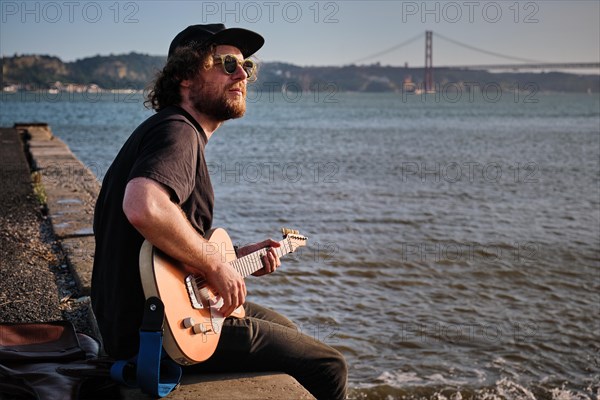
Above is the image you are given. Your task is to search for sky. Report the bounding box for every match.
[1,0,599,70]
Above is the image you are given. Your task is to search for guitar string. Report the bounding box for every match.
[192,239,294,283]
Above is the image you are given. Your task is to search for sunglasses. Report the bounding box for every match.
[213,54,257,82]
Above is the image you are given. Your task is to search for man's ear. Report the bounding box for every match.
[180,79,192,89]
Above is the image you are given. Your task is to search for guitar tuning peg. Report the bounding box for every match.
[281,228,303,238]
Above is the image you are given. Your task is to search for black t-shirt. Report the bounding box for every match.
[91,106,214,358]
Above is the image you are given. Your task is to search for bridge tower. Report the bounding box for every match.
[424,31,434,92]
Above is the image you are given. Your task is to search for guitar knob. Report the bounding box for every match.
[182,317,195,328]
[193,323,210,334]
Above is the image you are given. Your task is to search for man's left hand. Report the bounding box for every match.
[236,239,281,276]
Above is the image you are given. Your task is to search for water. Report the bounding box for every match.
[2,90,599,399]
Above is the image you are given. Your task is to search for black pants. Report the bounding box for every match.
[185,302,348,400]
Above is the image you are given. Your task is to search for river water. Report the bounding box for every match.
[1,89,599,399]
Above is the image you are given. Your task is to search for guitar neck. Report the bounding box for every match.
[230,239,292,278]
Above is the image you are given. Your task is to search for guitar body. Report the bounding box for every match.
[139,228,242,365]
[139,227,306,366]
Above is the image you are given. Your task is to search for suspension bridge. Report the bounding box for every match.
[350,31,600,92]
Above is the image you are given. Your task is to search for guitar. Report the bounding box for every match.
[139,228,307,365]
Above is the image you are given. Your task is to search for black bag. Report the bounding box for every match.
[0,321,119,400]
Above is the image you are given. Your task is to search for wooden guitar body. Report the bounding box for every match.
[139,228,306,365]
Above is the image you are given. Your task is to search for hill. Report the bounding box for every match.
[2,53,166,90]
[2,53,598,93]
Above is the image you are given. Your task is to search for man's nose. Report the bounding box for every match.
[231,63,248,81]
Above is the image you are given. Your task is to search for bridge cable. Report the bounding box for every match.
[348,32,424,64]
[434,32,545,64]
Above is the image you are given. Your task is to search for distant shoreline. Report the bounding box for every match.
[3,53,599,94]
[2,87,597,97]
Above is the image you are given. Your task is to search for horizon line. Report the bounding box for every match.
[3,51,600,73]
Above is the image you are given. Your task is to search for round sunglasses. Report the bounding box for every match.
[213,54,257,82]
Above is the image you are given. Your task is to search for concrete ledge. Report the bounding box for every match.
[20,123,99,296]
[16,123,315,400]
[121,372,314,399]
[60,236,95,293]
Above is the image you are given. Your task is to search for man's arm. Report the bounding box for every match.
[123,177,245,317]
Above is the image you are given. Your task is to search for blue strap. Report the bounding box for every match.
[110,359,136,387]
[137,331,182,397]
[110,297,182,397]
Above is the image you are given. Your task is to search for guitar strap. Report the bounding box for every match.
[110,297,182,397]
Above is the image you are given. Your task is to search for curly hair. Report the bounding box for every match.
[144,43,215,111]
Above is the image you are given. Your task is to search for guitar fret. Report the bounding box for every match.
[235,259,246,277]
[245,256,254,275]
[240,258,249,277]
[248,253,260,274]
[279,242,287,257]
[243,256,251,274]
[244,256,255,276]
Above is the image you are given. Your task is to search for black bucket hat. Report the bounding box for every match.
[168,23,264,59]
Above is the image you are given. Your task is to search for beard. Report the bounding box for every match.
[189,79,246,121]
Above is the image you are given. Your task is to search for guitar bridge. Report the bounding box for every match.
[185,274,210,310]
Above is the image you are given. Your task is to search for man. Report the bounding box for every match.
[91,24,347,399]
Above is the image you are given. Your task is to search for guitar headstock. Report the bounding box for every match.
[281,228,307,253]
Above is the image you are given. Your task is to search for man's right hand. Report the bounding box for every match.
[204,262,246,317]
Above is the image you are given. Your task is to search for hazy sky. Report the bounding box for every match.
[1,0,599,68]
